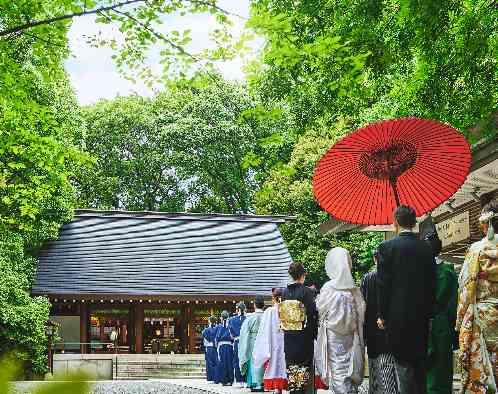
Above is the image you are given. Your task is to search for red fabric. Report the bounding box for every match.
[314,375,328,389]
[264,378,288,390]
[313,117,471,225]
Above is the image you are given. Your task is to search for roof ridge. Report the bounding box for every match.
[74,209,295,223]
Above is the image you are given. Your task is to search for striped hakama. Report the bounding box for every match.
[368,353,398,394]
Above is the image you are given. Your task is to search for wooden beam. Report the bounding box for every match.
[38,294,263,303]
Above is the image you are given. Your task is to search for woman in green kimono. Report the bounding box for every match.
[424,230,458,394]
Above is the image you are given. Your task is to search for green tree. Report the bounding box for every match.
[157,77,289,213]
[250,0,497,281]
[0,2,87,375]
[249,0,498,140]
[0,233,51,376]
[255,121,383,285]
[77,96,187,211]
[78,75,291,214]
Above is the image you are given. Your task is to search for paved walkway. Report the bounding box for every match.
[162,379,368,393]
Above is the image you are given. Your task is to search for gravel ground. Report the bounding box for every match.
[11,379,367,394]
[12,381,214,394]
[12,378,460,393]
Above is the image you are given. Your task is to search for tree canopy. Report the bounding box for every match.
[78,76,294,214]
[248,0,498,139]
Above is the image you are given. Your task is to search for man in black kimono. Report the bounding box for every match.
[377,205,435,394]
[282,262,318,394]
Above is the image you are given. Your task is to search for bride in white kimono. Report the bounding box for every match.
[316,247,366,394]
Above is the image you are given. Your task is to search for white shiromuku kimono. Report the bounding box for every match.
[316,247,366,394]
[253,305,287,391]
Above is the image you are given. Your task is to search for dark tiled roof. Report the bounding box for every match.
[32,210,293,297]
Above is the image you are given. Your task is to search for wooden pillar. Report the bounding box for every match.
[186,306,193,354]
[134,305,144,354]
[80,303,88,354]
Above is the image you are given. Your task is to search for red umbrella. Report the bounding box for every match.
[312,117,471,225]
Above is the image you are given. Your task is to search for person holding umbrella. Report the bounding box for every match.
[376,205,435,394]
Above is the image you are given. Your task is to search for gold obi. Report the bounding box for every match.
[278,300,306,331]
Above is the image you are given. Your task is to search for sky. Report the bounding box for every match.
[65,0,254,105]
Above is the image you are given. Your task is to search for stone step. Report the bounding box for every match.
[117,370,206,375]
[117,364,206,369]
[116,375,206,379]
[116,361,205,366]
[117,375,206,380]
[116,366,205,371]
[114,360,207,380]
[118,373,206,378]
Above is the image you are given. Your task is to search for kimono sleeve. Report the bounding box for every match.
[376,241,392,321]
[253,308,272,369]
[238,317,251,375]
[325,291,357,335]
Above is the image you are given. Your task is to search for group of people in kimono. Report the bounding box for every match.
[202,201,498,394]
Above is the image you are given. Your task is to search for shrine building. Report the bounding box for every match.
[32,210,293,355]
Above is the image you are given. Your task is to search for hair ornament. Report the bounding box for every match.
[479,211,497,241]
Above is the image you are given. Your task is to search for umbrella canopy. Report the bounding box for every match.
[313,117,471,225]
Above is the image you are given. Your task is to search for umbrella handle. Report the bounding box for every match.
[390,177,401,207]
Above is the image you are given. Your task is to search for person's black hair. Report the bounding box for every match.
[255,295,265,309]
[424,231,442,258]
[288,261,306,281]
[221,310,230,320]
[394,205,417,228]
[236,301,246,315]
[482,199,498,232]
[271,287,283,298]
[373,250,380,260]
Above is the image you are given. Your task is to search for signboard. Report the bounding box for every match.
[436,211,470,248]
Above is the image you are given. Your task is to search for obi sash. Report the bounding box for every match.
[278,300,307,331]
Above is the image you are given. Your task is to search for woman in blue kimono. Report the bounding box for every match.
[215,310,234,386]
[228,302,247,388]
[202,315,218,383]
